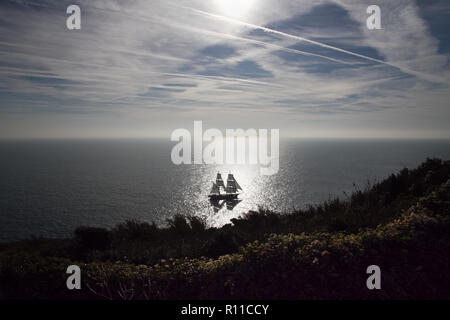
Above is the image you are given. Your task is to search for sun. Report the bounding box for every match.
[219,0,254,18]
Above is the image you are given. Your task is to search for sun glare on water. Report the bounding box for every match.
[219,0,254,18]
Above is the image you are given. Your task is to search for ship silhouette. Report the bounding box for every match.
[208,173,242,200]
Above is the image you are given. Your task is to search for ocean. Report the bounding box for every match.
[1,138,450,242]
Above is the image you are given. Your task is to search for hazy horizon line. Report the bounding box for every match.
[1,136,450,141]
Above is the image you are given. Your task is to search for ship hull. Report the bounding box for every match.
[208,193,239,200]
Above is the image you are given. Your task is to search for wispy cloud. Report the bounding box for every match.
[183,4,450,85]
[0,0,449,138]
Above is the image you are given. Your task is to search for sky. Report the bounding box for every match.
[0,0,449,139]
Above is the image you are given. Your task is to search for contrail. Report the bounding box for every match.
[5,0,448,84]
[181,25,353,65]
[183,6,449,85]
[64,1,349,66]
[187,7,386,64]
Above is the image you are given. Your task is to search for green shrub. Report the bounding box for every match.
[113,220,158,241]
[74,227,112,251]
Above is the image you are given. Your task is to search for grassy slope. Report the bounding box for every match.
[1,158,450,299]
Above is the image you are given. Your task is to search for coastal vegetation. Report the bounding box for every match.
[1,158,450,299]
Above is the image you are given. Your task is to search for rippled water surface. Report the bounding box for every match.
[1,138,450,241]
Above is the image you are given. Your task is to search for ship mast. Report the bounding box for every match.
[208,172,242,199]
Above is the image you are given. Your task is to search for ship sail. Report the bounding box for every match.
[210,182,220,195]
[226,173,241,194]
[216,173,225,188]
[235,179,242,191]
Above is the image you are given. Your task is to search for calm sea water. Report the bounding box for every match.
[1,139,450,242]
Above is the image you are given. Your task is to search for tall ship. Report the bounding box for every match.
[208,173,242,200]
